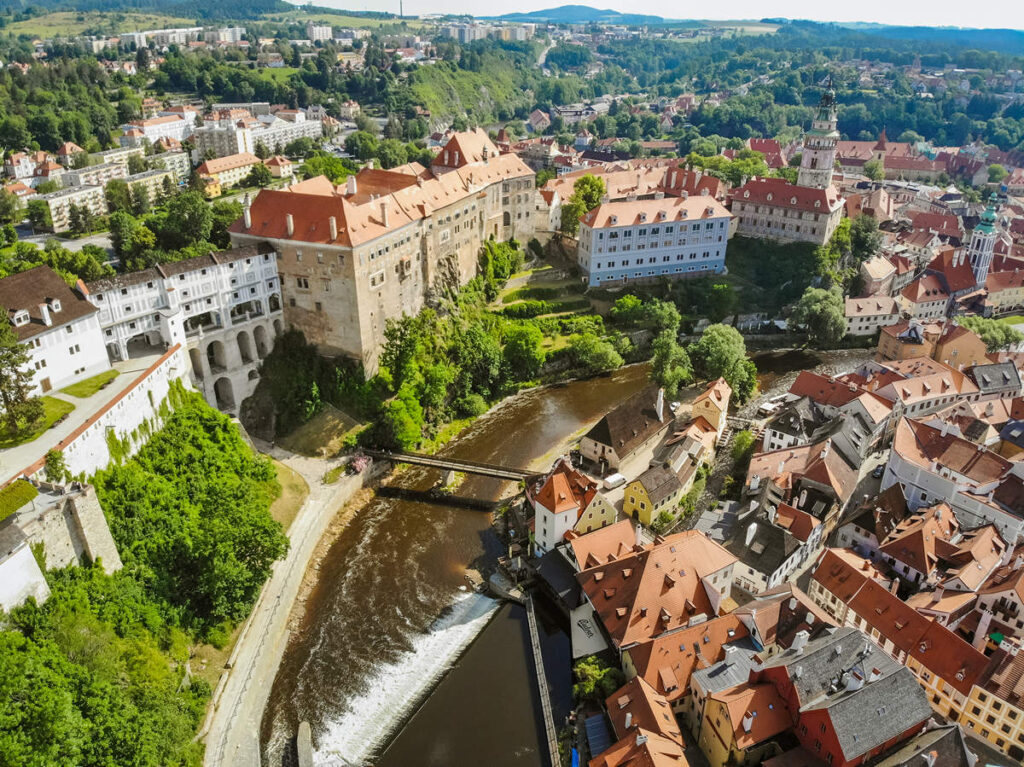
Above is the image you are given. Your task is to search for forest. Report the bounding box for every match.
[0,384,288,765]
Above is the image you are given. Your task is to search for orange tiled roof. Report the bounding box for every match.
[710,682,792,750]
[774,503,819,543]
[568,519,638,570]
[578,531,738,649]
[606,677,682,744]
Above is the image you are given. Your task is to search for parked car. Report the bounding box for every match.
[872,465,885,479]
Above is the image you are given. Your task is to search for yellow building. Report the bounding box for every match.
[623,466,682,526]
[987,270,1024,317]
[199,175,221,199]
[575,492,618,535]
[691,378,731,443]
[698,682,791,767]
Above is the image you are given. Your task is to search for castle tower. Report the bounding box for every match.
[797,80,840,189]
[968,194,999,287]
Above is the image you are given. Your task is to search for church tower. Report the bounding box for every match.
[797,80,840,189]
[968,194,999,287]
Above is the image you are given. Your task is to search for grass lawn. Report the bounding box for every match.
[277,403,362,457]
[996,315,1024,325]
[262,9,425,29]
[61,370,119,398]
[268,458,308,532]
[191,624,243,691]
[256,67,301,83]
[7,11,196,37]
[323,465,345,485]
[0,396,75,449]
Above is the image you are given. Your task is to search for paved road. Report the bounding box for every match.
[16,226,113,254]
[200,448,366,767]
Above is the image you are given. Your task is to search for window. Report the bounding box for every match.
[315,302,323,312]
[296,277,309,289]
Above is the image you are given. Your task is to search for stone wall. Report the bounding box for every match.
[16,486,123,574]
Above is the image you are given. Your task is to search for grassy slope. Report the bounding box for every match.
[0,396,74,448]
[7,11,197,37]
[261,9,424,29]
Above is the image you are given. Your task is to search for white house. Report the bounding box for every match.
[0,266,110,395]
[576,196,732,287]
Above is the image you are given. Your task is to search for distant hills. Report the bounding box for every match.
[487,5,667,26]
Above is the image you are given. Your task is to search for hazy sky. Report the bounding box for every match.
[306,0,1024,30]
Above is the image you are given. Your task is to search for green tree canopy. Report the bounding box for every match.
[791,286,847,348]
[957,316,1024,352]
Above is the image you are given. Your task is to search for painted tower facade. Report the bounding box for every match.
[969,195,999,287]
[798,83,840,189]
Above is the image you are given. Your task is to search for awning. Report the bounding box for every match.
[570,603,611,659]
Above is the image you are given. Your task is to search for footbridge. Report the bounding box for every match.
[364,449,534,482]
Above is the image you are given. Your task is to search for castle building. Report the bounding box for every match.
[968,195,999,288]
[797,82,840,190]
[228,130,535,372]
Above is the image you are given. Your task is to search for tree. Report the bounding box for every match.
[687,324,757,402]
[127,153,148,175]
[989,164,1009,183]
[650,330,692,398]
[243,163,273,188]
[791,286,846,348]
[44,449,67,483]
[159,192,213,249]
[300,152,354,183]
[569,332,623,376]
[345,130,379,161]
[129,184,151,215]
[609,294,644,325]
[0,313,43,433]
[0,190,23,225]
[560,174,606,237]
[105,179,132,213]
[849,215,882,262]
[572,657,625,705]
[254,140,269,160]
[863,159,885,181]
[67,204,92,235]
[503,324,546,379]
[731,430,755,466]
[957,316,1024,352]
[25,200,52,232]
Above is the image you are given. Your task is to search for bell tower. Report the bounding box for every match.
[798,79,840,189]
[968,194,999,288]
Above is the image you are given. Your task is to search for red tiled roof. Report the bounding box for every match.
[730,177,841,214]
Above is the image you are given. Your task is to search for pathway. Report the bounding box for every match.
[0,353,161,485]
[200,446,364,767]
[526,594,561,767]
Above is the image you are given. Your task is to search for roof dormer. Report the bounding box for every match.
[12,310,29,327]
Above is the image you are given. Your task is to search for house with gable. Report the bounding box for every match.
[528,457,617,555]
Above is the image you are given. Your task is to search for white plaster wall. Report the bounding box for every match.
[0,545,50,610]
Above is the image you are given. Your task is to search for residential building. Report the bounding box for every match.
[844,296,900,336]
[900,273,949,319]
[195,152,260,188]
[595,677,686,767]
[580,386,673,472]
[62,162,127,189]
[126,169,174,203]
[228,130,535,372]
[576,196,731,287]
[726,502,824,595]
[690,378,731,443]
[622,466,682,526]
[307,22,332,41]
[528,458,616,555]
[84,244,282,413]
[120,115,192,147]
[729,177,844,246]
[264,155,293,178]
[0,266,109,395]
[875,320,989,369]
[859,255,896,297]
[37,185,106,233]
[576,530,737,651]
[152,150,191,183]
[698,681,792,767]
[883,417,1024,552]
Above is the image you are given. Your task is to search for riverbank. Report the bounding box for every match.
[200,447,372,767]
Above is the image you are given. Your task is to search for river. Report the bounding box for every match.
[260,364,652,766]
[260,348,866,766]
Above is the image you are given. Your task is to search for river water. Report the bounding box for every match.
[260,348,863,766]
[261,364,652,766]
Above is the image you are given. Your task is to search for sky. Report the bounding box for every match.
[306,0,1024,31]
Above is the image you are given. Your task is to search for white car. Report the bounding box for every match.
[604,473,627,489]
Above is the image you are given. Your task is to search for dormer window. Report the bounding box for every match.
[12,310,29,327]
[49,300,61,313]
[766,193,773,202]
[815,201,821,208]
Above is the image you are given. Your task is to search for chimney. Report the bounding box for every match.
[792,630,810,654]
[443,150,449,165]
[454,150,460,165]
[656,388,665,421]
[867,667,882,683]
[327,216,337,241]
[670,170,677,188]
[624,712,633,729]
[742,712,754,733]
[381,201,389,228]
[346,175,357,195]
[974,609,994,650]
[635,733,648,747]
[285,213,294,237]
[930,587,943,604]
[845,669,865,691]
[788,597,797,611]
[924,751,938,767]
[745,522,758,547]
[38,303,51,326]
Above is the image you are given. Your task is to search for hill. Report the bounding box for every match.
[488,4,666,26]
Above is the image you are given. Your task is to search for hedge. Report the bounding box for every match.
[0,480,39,522]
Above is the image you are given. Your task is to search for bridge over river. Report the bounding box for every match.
[363,449,536,482]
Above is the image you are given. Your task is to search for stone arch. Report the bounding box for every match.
[503,210,511,227]
[237,330,254,364]
[268,292,281,312]
[248,369,259,381]
[254,324,271,359]
[189,347,205,379]
[273,318,284,336]
[206,339,228,371]
[213,377,235,411]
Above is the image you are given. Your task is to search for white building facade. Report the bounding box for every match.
[576,196,732,287]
